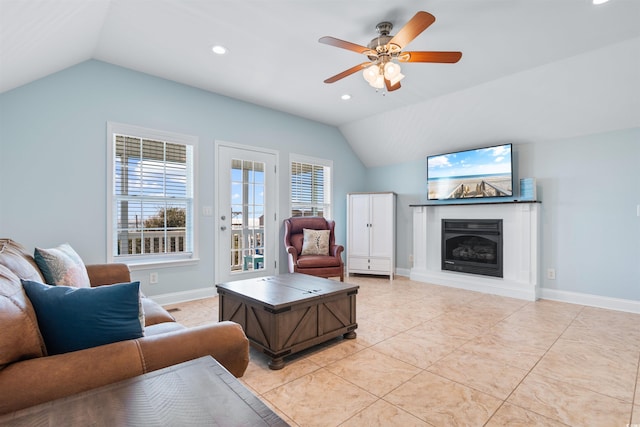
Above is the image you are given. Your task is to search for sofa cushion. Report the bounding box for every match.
[34,243,91,287]
[301,229,330,255]
[0,239,45,283]
[0,265,46,368]
[297,254,342,268]
[22,280,144,355]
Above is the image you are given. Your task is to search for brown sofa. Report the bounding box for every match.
[0,239,250,415]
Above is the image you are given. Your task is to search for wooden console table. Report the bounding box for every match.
[0,356,288,426]
[217,273,358,370]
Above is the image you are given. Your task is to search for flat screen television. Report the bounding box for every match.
[427,143,513,201]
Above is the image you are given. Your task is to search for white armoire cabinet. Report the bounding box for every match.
[346,192,396,278]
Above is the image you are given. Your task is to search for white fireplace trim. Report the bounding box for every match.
[410,203,540,301]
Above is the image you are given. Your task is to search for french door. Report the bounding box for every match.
[215,142,278,283]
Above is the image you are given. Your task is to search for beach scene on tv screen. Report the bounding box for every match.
[428,145,512,200]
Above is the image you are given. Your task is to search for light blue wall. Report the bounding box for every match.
[0,60,367,296]
[365,129,640,301]
[2,59,637,302]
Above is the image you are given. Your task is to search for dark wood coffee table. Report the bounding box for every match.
[0,356,288,426]
[216,273,358,370]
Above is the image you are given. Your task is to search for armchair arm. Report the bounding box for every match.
[86,263,131,287]
[137,321,249,378]
[285,246,299,273]
[330,244,344,259]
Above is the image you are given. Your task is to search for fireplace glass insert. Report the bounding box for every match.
[441,219,503,278]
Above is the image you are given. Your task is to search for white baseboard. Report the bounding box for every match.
[147,287,218,306]
[540,288,640,314]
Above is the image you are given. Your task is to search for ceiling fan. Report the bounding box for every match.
[319,11,462,92]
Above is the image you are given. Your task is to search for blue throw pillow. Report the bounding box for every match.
[22,280,144,355]
[34,243,91,288]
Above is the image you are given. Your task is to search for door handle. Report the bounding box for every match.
[220,226,227,231]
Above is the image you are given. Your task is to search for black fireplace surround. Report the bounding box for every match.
[441,219,503,278]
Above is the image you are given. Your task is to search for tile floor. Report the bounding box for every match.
[163,275,640,426]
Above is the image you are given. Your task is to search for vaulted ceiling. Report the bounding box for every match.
[1,0,639,167]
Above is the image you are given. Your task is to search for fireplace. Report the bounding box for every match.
[442,219,503,278]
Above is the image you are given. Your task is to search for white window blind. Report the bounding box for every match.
[109,124,195,262]
[290,158,331,218]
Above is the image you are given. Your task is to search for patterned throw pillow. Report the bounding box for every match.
[34,243,91,288]
[301,229,330,256]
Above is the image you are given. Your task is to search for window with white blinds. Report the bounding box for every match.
[290,155,332,218]
[107,122,197,264]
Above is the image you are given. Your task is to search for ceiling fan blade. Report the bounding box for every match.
[388,11,435,49]
[385,78,401,92]
[324,62,371,84]
[319,36,373,55]
[398,51,462,63]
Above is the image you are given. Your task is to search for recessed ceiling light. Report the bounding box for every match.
[592,0,609,4]
[341,94,351,100]
[212,45,227,55]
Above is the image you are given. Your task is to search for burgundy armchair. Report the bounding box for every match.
[283,217,344,281]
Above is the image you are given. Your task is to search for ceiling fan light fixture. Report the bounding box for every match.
[371,74,385,89]
[389,72,405,86]
[383,61,401,79]
[363,64,380,84]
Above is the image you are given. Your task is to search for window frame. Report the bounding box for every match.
[107,122,198,268]
[289,154,333,219]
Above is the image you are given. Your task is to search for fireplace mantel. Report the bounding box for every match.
[411,203,540,301]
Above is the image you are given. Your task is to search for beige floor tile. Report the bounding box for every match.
[486,321,563,349]
[405,314,486,341]
[372,308,429,332]
[325,348,421,397]
[349,319,400,347]
[573,306,640,331]
[385,371,502,426]
[162,278,640,427]
[466,294,529,317]
[509,299,583,321]
[339,399,428,427]
[427,349,529,399]
[242,351,322,395]
[263,369,377,427]
[486,403,570,426]
[508,373,632,426]
[561,321,640,352]
[532,338,638,402]
[163,296,218,327]
[372,331,463,369]
[459,331,548,371]
[304,338,367,367]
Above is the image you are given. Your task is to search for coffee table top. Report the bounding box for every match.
[0,356,288,426]
[216,273,358,310]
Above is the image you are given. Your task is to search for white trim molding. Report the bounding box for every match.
[540,288,640,314]
[148,287,218,306]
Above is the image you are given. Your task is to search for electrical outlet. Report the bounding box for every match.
[150,272,159,284]
[547,268,556,280]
